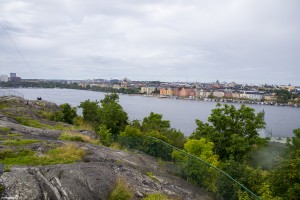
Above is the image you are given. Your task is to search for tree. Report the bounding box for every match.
[141,112,186,148]
[141,112,170,133]
[190,103,268,161]
[78,99,100,125]
[99,93,128,136]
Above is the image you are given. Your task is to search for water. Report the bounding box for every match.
[1,88,299,137]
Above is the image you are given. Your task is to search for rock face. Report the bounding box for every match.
[0,97,210,200]
[1,163,116,200]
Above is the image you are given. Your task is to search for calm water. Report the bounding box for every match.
[2,88,299,137]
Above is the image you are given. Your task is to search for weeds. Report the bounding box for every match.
[59,132,92,143]
[109,178,132,200]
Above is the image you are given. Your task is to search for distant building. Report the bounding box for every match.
[10,73,16,78]
[140,87,156,95]
[0,75,8,82]
[9,73,21,82]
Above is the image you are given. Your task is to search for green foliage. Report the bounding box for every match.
[141,112,170,133]
[267,128,300,199]
[190,103,268,161]
[79,94,128,135]
[99,93,128,135]
[97,125,113,146]
[184,139,219,167]
[142,193,170,200]
[78,99,100,125]
[109,178,132,200]
[120,125,142,138]
[172,138,220,192]
[51,103,77,124]
[141,112,186,148]
[59,132,91,143]
[3,139,41,146]
[0,144,85,167]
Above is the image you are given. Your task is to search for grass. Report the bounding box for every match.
[109,178,133,200]
[72,116,94,131]
[0,127,11,132]
[3,139,41,146]
[142,193,171,200]
[146,172,159,182]
[59,132,92,143]
[0,144,86,167]
[15,116,68,130]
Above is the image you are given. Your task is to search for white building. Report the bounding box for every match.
[0,75,8,82]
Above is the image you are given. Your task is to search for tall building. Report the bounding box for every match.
[0,75,9,82]
[10,73,16,78]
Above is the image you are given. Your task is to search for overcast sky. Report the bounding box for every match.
[0,0,299,85]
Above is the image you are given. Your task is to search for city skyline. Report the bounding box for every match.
[1,0,300,85]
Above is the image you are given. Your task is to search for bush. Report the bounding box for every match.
[51,103,77,124]
[109,178,132,200]
[97,125,113,146]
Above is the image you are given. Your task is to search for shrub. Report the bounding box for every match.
[109,178,132,200]
[51,103,77,124]
[97,125,113,146]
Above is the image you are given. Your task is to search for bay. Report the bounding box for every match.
[1,88,299,137]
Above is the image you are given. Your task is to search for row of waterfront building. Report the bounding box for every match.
[158,87,277,101]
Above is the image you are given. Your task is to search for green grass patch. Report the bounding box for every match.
[59,132,92,143]
[0,127,11,132]
[146,172,159,182]
[15,116,68,130]
[0,103,8,110]
[109,178,133,200]
[37,110,53,119]
[0,144,86,167]
[3,139,41,146]
[142,193,171,200]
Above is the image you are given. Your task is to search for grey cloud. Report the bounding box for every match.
[0,0,299,84]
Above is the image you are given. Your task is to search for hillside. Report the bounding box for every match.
[0,97,209,200]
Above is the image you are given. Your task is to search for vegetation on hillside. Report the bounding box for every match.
[1,94,299,199]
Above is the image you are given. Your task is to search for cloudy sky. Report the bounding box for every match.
[0,0,299,84]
